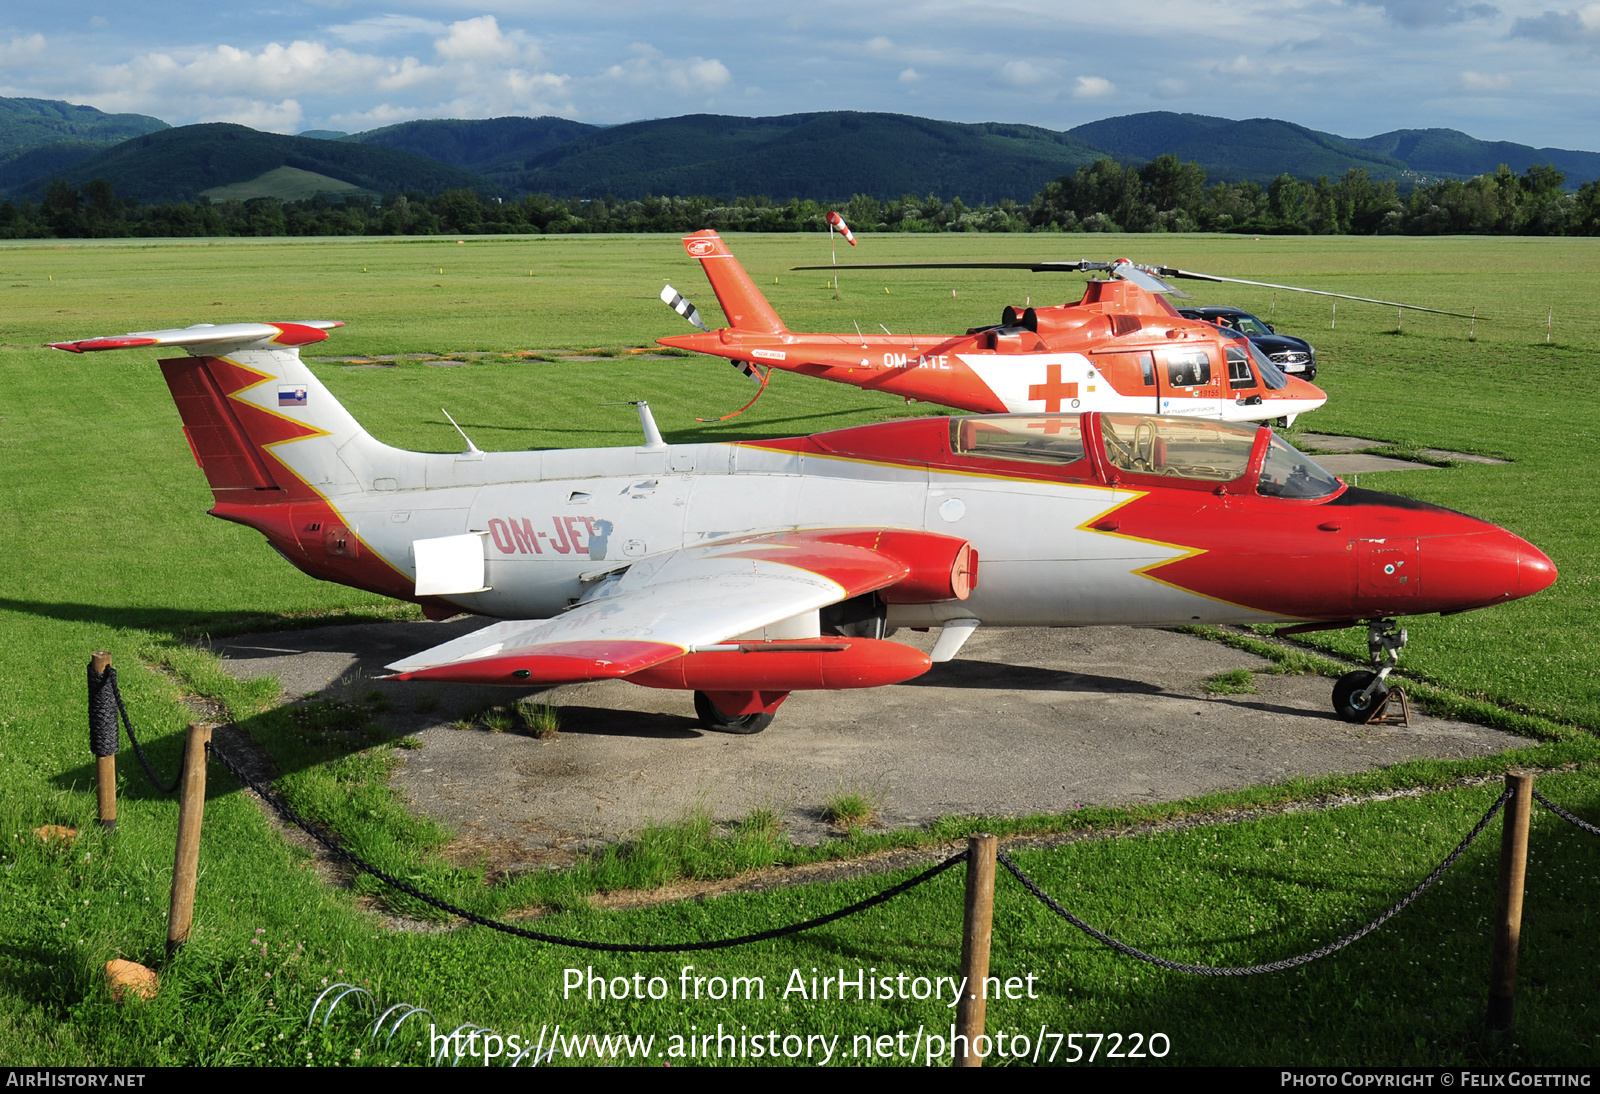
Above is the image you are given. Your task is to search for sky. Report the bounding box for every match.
[1,1,1596,150]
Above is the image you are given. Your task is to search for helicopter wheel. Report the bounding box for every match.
[694,691,774,734]
[1332,671,1387,724]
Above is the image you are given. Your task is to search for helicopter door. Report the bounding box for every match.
[1155,346,1224,419]
[1224,344,1263,412]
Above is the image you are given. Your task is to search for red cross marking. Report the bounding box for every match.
[1028,365,1079,412]
[1026,417,1076,435]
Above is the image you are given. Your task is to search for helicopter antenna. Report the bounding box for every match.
[440,408,481,455]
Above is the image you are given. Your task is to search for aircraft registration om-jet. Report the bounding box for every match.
[51,320,1555,730]
[657,230,1330,425]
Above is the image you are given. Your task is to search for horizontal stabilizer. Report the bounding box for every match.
[50,321,343,354]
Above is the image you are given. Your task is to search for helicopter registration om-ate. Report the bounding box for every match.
[51,318,1554,731]
[656,231,1475,425]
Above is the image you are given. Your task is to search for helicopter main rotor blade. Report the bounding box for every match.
[791,261,1108,273]
[1111,260,1190,298]
[1150,268,1481,319]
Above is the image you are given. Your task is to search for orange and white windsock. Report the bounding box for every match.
[826,210,857,246]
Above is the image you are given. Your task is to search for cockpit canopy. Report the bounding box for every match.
[949,412,1342,499]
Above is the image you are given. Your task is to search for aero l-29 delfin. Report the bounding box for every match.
[51,320,1555,731]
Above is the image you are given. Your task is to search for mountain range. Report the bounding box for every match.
[2,97,1595,207]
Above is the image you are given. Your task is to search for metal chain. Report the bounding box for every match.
[206,742,966,952]
[1534,790,1600,837]
[92,665,180,794]
[997,787,1511,976]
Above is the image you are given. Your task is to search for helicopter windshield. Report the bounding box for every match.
[1245,340,1290,389]
[952,415,1086,465]
[1100,415,1257,482]
[1257,434,1343,499]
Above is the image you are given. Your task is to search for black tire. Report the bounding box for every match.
[1332,671,1388,723]
[693,691,774,734]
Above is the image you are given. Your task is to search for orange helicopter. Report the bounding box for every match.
[656,229,1474,425]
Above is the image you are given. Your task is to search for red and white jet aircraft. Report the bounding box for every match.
[51,320,1555,730]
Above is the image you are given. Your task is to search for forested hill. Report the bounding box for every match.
[12,124,487,203]
[1347,128,1600,187]
[1067,112,1600,188]
[345,116,602,175]
[0,97,168,151]
[487,112,1108,202]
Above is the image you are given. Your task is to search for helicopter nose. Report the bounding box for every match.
[1274,375,1326,404]
[1422,527,1557,611]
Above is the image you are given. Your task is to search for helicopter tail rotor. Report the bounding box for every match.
[661,284,709,331]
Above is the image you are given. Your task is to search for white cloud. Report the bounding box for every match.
[23,19,573,133]
[327,14,448,45]
[1072,75,1114,98]
[899,67,921,82]
[1218,54,1252,75]
[434,15,530,64]
[866,36,895,53]
[999,60,1050,87]
[1460,70,1511,89]
[601,45,730,96]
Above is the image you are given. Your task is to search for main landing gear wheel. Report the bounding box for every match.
[693,691,773,735]
[1332,671,1388,723]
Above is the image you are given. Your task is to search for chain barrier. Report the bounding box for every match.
[996,786,1511,976]
[88,663,179,794]
[1533,790,1600,837]
[205,742,965,953]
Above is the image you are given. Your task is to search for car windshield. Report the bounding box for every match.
[1231,314,1272,336]
[1245,340,1290,389]
[951,415,1086,465]
[1257,434,1343,499]
[1100,415,1258,482]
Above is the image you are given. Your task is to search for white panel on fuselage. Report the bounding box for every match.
[961,353,1158,416]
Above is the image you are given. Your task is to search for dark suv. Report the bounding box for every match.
[1177,306,1317,381]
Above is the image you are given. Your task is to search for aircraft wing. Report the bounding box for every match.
[383,530,914,685]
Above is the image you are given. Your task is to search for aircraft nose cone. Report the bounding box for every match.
[1519,542,1557,596]
[1422,528,1556,612]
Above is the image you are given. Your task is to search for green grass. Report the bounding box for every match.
[821,791,880,832]
[2,233,1599,1066]
[1203,668,1260,696]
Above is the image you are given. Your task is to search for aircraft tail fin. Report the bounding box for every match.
[50,321,390,508]
[680,230,787,334]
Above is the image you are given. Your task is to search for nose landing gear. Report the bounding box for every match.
[1332,620,1408,723]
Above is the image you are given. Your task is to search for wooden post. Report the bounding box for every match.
[1487,771,1534,1034]
[91,652,116,831]
[955,833,997,1067]
[166,723,213,958]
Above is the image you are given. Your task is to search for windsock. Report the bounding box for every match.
[826,210,857,246]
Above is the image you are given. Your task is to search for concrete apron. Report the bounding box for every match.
[211,619,1531,863]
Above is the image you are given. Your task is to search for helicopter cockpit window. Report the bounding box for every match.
[1100,415,1257,482]
[952,415,1086,466]
[1247,341,1290,390]
[1225,345,1257,390]
[1257,434,1342,499]
[1163,348,1212,388]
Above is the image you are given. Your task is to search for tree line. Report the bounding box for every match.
[5,155,1599,239]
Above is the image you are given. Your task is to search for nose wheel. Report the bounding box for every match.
[1332,620,1407,723]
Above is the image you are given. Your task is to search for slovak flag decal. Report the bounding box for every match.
[279,385,308,407]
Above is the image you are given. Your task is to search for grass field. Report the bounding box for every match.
[1,232,1597,1067]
